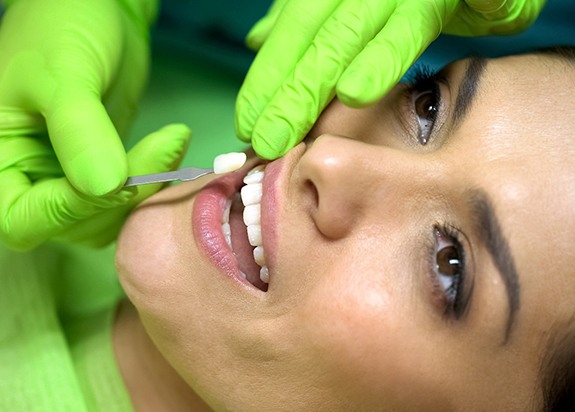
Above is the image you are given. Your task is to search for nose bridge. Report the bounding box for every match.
[298,135,433,239]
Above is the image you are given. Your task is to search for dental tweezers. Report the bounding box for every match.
[124,167,213,187]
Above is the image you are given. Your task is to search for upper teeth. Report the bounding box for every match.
[221,165,268,284]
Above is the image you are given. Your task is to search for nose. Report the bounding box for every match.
[297,135,439,239]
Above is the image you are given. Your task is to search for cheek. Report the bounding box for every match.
[115,201,213,391]
[292,251,455,410]
[294,260,401,403]
[115,190,193,315]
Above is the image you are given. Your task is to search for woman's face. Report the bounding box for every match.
[116,53,575,411]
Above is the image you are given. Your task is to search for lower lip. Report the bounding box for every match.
[192,170,253,288]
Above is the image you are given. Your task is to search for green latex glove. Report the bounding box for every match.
[235,0,546,159]
[0,0,160,250]
[0,0,157,196]
[0,123,191,250]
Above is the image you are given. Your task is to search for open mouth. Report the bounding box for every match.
[222,165,268,291]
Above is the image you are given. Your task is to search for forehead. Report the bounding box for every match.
[451,53,575,198]
[456,53,575,339]
[472,53,575,197]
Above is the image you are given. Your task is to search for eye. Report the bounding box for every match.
[405,65,443,146]
[412,86,440,145]
[432,226,468,318]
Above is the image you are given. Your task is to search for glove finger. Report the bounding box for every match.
[450,0,543,35]
[249,0,396,159]
[0,107,45,139]
[44,89,128,197]
[55,123,191,247]
[245,0,290,51]
[337,1,452,106]
[0,135,63,180]
[0,168,135,251]
[102,25,150,138]
[235,0,344,142]
[464,0,508,14]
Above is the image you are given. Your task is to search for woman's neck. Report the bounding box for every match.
[113,300,212,411]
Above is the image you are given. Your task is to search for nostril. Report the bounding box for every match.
[298,135,362,240]
[306,179,319,212]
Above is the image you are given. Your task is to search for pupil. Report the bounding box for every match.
[437,246,460,276]
[415,91,437,118]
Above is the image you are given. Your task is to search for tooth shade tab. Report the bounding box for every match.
[213,152,247,174]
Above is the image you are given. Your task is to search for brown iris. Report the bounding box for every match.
[436,246,461,276]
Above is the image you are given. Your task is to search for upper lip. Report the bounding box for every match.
[259,143,308,278]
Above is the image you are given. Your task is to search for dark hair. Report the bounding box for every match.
[530,46,575,411]
[534,45,575,63]
[539,320,575,411]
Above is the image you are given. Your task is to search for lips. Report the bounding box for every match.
[192,162,269,292]
[192,145,305,294]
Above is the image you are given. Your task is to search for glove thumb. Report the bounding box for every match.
[126,123,191,192]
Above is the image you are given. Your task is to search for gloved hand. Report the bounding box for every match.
[235,0,546,159]
[0,0,160,249]
[0,123,191,250]
[0,0,157,196]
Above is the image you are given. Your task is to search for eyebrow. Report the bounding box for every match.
[468,189,521,344]
[452,57,488,129]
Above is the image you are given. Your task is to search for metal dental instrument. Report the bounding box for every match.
[124,167,213,187]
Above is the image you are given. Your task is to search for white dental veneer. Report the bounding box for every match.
[213,152,247,174]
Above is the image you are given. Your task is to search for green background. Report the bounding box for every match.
[125,47,250,168]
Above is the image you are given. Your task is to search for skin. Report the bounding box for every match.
[114,53,575,411]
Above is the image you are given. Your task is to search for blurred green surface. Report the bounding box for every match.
[125,47,250,168]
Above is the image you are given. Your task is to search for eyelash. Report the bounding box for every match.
[404,66,444,145]
[428,224,470,320]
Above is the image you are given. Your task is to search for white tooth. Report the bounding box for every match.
[243,204,261,226]
[222,223,232,248]
[259,266,269,284]
[213,152,247,174]
[253,246,265,266]
[222,200,231,224]
[239,270,248,279]
[240,183,262,206]
[247,164,265,175]
[247,225,262,246]
[243,166,265,184]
